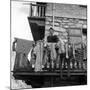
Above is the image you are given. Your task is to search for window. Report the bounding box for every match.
[30,2,46,17]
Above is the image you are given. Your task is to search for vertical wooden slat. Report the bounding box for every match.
[30,4,32,16]
[52,3,54,29]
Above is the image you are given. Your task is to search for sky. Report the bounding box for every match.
[11,1,33,43]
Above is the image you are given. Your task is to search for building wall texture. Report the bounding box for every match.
[45,3,87,45]
[46,3,87,19]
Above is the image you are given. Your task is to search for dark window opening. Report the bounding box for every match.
[82,28,87,36]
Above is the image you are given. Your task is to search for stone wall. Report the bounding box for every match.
[45,3,87,45]
[46,3,87,19]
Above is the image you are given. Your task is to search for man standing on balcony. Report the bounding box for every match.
[44,27,59,70]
